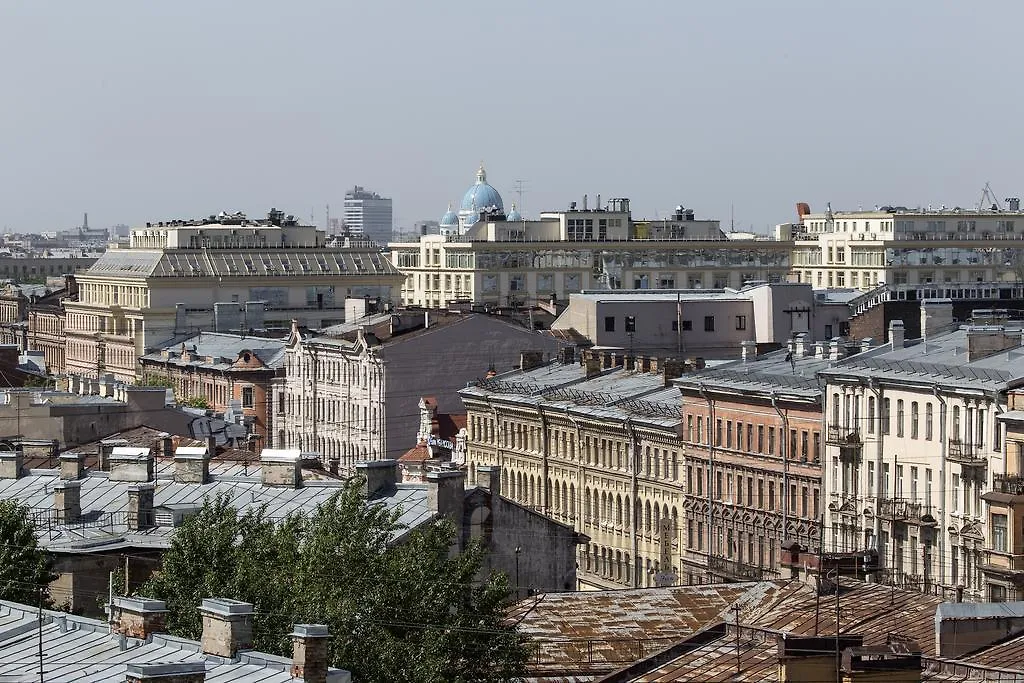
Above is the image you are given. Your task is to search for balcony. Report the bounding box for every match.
[827,425,862,447]
[992,474,1024,497]
[828,494,860,517]
[947,439,988,467]
[707,556,776,582]
[876,497,936,525]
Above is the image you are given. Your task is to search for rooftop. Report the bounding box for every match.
[673,347,832,400]
[140,331,288,371]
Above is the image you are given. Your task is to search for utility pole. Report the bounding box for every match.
[733,602,742,675]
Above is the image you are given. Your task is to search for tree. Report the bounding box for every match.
[0,500,56,605]
[179,396,210,409]
[140,484,530,682]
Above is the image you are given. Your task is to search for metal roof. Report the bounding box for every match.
[0,600,352,682]
[0,463,432,552]
[140,332,287,371]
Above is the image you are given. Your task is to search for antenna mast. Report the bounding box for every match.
[514,180,528,214]
[978,182,1003,211]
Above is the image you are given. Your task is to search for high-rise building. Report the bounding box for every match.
[343,186,393,244]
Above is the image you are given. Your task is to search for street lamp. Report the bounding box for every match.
[514,546,522,597]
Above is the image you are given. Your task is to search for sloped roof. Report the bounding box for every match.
[140,332,287,371]
[0,601,351,682]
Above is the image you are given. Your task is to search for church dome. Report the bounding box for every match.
[440,203,459,227]
[460,163,503,213]
[506,202,522,222]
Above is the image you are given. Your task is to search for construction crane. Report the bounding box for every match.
[977,182,1003,211]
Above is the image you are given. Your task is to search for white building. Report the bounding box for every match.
[821,300,1024,601]
[783,201,1024,291]
[391,165,791,309]
[344,186,393,243]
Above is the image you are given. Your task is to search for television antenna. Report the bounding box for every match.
[977,182,1003,211]
[513,179,529,214]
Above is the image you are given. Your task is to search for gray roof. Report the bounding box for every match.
[0,460,432,552]
[140,332,287,371]
[673,348,828,400]
[821,326,1024,391]
[84,247,401,279]
[935,600,1024,621]
[0,600,351,682]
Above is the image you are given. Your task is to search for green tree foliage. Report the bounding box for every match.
[0,500,56,605]
[140,483,530,682]
[179,396,210,409]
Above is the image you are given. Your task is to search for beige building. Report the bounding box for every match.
[64,209,403,383]
[391,167,791,309]
[783,202,1024,291]
[822,301,1024,602]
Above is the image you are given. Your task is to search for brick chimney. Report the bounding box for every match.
[662,358,686,386]
[583,350,601,378]
[740,340,756,361]
[108,447,154,482]
[259,449,302,488]
[111,596,168,639]
[199,598,254,659]
[291,624,330,683]
[427,470,466,520]
[519,350,545,371]
[355,459,398,497]
[125,663,206,683]
[54,480,82,523]
[59,452,86,480]
[888,319,906,349]
[559,346,575,365]
[173,446,210,484]
[157,433,174,459]
[0,448,24,479]
[127,484,156,531]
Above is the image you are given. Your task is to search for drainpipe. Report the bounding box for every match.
[624,416,641,588]
[565,412,589,586]
[539,408,549,513]
[699,384,715,579]
[934,385,947,590]
[871,379,883,555]
[771,391,790,557]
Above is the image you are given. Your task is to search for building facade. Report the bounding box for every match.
[63,209,403,383]
[785,202,1024,291]
[343,186,393,243]
[822,303,1024,601]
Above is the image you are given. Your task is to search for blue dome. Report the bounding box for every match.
[440,203,458,227]
[460,164,503,213]
[506,202,522,222]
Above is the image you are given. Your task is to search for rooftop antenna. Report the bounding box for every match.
[326,203,330,233]
[513,180,528,215]
[730,204,735,232]
[978,182,1003,211]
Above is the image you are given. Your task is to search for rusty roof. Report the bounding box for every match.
[959,631,1024,672]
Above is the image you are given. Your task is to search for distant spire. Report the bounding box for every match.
[83,212,88,229]
[476,162,487,184]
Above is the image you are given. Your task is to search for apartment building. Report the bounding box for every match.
[821,300,1024,601]
[0,276,77,375]
[274,314,559,472]
[551,282,851,357]
[64,209,403,383]
[674,340,828,584]
[784,201,1024,291]
[343,185,393,243]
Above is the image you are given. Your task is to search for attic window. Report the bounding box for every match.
[243,352,251,362]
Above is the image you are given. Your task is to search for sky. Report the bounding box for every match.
[1,0,1022,234]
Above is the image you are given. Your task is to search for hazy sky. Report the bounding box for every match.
[2,1,1022,233]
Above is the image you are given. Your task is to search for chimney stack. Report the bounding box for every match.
[125,662,206,683]
[584,351,601,378]
[291,625,330,683]
[519,350,545,372]
[559,346,576,365]
[427,470,466,520]
[476,464,501,500]
[200,599,254,659]
[54,480,82,523]
[888,320,906,349]
[794,334,808,357]
[741,341,756,362]
[207,435,217,457]
[259,449,302,488]
[59,452,86,480]
[160,434,174,459]
[108,447,154,482]
[0,447,24,479]
[355,459,398,497]
[921,298,955,341]
[127,483,156,531]
[111,596,168,640]
[174,446,211,484]
[829,339,842,361]
[662,358,686,386]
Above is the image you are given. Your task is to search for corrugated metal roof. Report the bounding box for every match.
[0,601,351,682]
[140,332,287,370]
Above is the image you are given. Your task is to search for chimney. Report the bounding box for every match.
[99,373,114,398]
[740,341,756,361]
[328,458,340,476]
[921,299,955,341]
[199,598,254,659]
[649,356,660,374]
[59,452,86,480]
[624,354,635,371]
[127,483,155,531]
[355,459,398,497]
[108,447,154,482]
[794,334,808,357]
[888,320,906,349]
[291,624,330,683]
[829,339,842,361]
[427,470,466,520]
[584,351,601,378]
[476,464,501,499]
[259,449,302,488]
[125,663,206,683]
[860,338,874,354]
[174,446,211,484]
[559,346,576,365]
[638,355,651,373]
[519,350,545,371]
[0,448,24,479]
[54,480,82,523]
[159,433,173,459]
[207,435,217,457]
[662,359,686,386]
[68,375,80,394]
[111,596,168,640]
[967,326,1023,362]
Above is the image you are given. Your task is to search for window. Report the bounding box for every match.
[993,513,1009,553]
[604,316,615,332]
[241,386,254,408]
[925,403,933,440]
[704,316,715,332]
[735,315,747,330]
[911,401,919,439]
[768,427,775,455]
[757,425,764,453]
[867,462,875,497]
[882,398,891,435]
[681,320,692,331]
[952,406,961,439]
[867,396,876,434]
[716,419,723,446]
[896,399,905,437]
[671,320,678,332]
[625,316,636,333]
